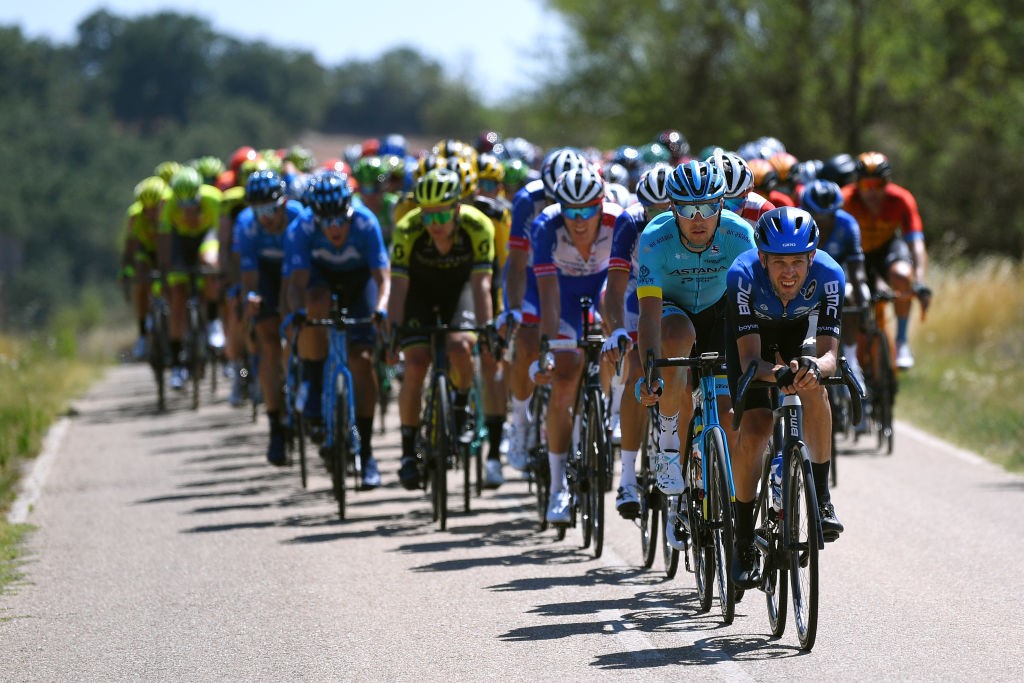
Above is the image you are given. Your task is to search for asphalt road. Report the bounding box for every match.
[2,363,1023,681]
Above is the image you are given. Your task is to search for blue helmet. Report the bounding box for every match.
[245,169,287,204]
[308,171,353,219]
[801,180,844,215]
[666,160,725,202]
[755,207,820,255]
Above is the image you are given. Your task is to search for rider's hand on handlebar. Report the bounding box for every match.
[914,282,932,321]
[634,375,663,407]
[601,328,631,365]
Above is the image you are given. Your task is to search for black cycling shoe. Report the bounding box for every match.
[731,541,762,590]
[398,456,422,491]
[266,430,288,467]
[819,501,844,542]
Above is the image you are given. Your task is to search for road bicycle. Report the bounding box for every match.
[857,290,898,455]
[281,312,308,488]
[733,357,863,651]
[459,329,503,512]
[545,295,610,558]
[145,274,171,413]
[302,293,372,520]
[526,366,552,533]
[646,350,738,623]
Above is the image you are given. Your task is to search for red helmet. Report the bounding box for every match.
[228,146,257,174]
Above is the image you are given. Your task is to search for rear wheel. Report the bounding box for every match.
[660,494,680,579]
[639,430,658,569]
[188,305,204,411]
[330,377,351,520]
[585,392,607,559]
[787,447,819,650]
[707,430,735,624]
[148,303,169,413]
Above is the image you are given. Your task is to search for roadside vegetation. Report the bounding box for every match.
[899,258,1024,471]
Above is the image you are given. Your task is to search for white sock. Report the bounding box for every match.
[842,343,865,383]
[658,411,680,452]
[549,451,567,493]
[619,449,638,488]
[511,396,530,426]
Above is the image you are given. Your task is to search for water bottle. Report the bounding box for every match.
[770,452,783,511]
[690,415,704,493]
[296,380,308,412]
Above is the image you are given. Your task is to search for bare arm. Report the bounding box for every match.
[536,275,560,340]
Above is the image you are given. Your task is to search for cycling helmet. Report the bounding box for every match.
[154,160,181,183]
[308,171,353,219]
[769,152,799,184]
[635,163,673,206]
[432,138,469,159]
[639,142,671,165]
[656,129,689,158]
[379,133,407,157]
[284,145,315,172]
[706,150,753,199]
[415,167,461,207]
[818,153,859,186]
[697,145,725,162]
[736,140,765,161]
[353,156,386,187]
[856,151,892,180]
[239,156,270,182]
[502,159,530,187]
[541,148,587,199]
[747,158,779,192]
[611,145,641,170]
[193,156,224,184]
[414,154,445,182]
[666,160,726,202]
[794,159,822,186]
[503,137,537,165]
[170,167,203,201]
[603,162,629,187]
[758,136,787,157]
[755,207,819,254]
[381,154,407,181]
[134,176,168,209]
[228,146,257,174]
[477,153,505,182]
[553,166,605,206]
[476,130,502,154]
[447,156,478,200]
[801,180,844,215]
[245,169,287,204]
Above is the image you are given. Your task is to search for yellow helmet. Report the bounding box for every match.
[134,176,169,209]
[414,168,461,207]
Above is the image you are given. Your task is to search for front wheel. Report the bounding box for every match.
[431,377,452,531]
[585,392,607,559]
[639,431,658,569]
[787,447,819,651]
[660,494,680,579]
[330,379,351,520]
[707,430,736,624]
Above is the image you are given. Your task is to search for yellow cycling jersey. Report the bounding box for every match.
[220,185,247,223]
[159,184,223,238]
[124,201,163,252]
[392,192,419,224]
[391,204,495,291]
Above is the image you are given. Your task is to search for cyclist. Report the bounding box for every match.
[603,163,672,518]
[528,166,622,524]
[725,206,846,589]
[707,150,776,227]
[286,171,390,490]
[237,170,306,465]
[633,161,755,506]
[156,166,224,390]
[501,158,532,197]
[353,156,400,245]
[387,168,496,491]
[472,153,515,487]
[502,148,588,473]
[842,152,930,369]
[122,176,170,360]
[802,179,871,401]
[769,151,802,206]
[748,158,796,208]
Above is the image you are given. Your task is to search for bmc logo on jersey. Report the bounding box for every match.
[801,279,817,300]
[737,279,752,316]
[824,280,842,319]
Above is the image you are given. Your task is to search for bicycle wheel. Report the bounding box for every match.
[873,332,896,455]
[686,445,713,613]
[660,493,680,579]
[188,305,203,411]
[756,451,787,638]
[330,376,351,520]
[148,303,169,412]
[787,446,819,651]
[639,430,658,569]
[585,391,607,559]
[707,430,736,624]
[432,376,451,531]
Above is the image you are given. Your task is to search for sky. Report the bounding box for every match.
[0,0,568,104]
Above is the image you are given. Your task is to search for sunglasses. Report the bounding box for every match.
[562,204,600,221]
[479,179,499,192]
[252,200,283,218]
[858,178,887,189]
[422,209,455,225]
[177,198,200,208]
[672,201,721,220]
[318,214,349,229]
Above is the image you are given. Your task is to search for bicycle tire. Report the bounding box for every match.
[188,305,203,411]
[757,448,788,638]
[707,430,736,624]
[296,411,308,489]
[586,391,607,559]
[432,375,451,531]
[787,446,819,650]
[686,439,713,613]
[639,429,657,569]
[330,376,350,520]
[873,331,896,455]
[660,494,680,579]
[529,387,551,531]
[148,303,169,412]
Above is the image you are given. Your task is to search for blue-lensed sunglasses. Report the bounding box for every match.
[562,205,600,221]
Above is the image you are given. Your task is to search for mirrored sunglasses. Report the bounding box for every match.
[422,209,455,225]
[562,205,600,221]
[672,201,721,220]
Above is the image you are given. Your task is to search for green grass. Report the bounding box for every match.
[897,257,1024,471]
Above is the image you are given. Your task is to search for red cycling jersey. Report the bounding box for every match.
[842,182,923,254]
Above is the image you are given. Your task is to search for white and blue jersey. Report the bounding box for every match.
[503,179,548,308]
[636,209,756,313]
[235,199,305,315]
[609,203,655,337]
[528,201,622,339]
[820,209,864,267]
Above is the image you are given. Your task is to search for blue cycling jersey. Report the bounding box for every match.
[819,209,864,266]
[284,203,388,276]
[727,248,845,340]
[636,209,756,313]
[236,200,305,273]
